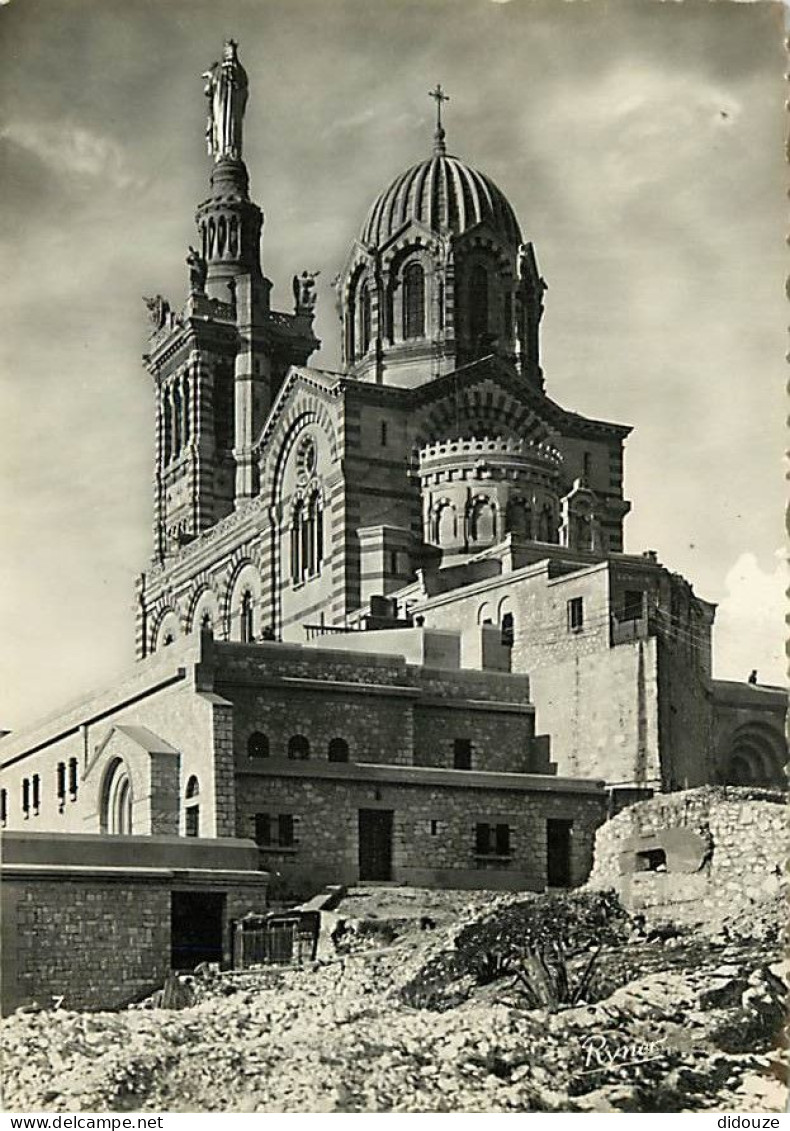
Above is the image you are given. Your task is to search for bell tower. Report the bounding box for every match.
[141,41,320,565]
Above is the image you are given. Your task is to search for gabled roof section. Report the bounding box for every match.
[255,365,346,453]
[84,724,179,781]
[407,355,631,442]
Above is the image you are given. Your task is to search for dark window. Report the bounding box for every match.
[306,492,323,577]
[254,812,271,847]
[22,778,30,818]
[240,590,254,643]
[360,281,371,354]
[182,376,190,446]
[623,589,644,621]
[291,501,303,582]
[380,420,388,446]
[583,451,592,481]
[184,775,200,837]
[403,262,425,339]
[172,382,182,458]
[469,264,489,346]
[636,847,667,873]
[389,551,399,575]
[567,597,584,633]
[278,814,295,847]
[56,762,66,805]
[247,732,269,758]
[475,822,512,856]
[495,823,511,856]
[328,737,349,763]
[185,806,200,837]
[0,788,6,828]
[288,734,310,760]
[68,757,79,798]
[163,396,173,464]
[501,611,515,646]
[453,739,472,770]
[430,819,439,836]
[163,632,175,646]
[32,774,40,814]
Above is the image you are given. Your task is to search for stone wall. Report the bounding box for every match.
[411,705,533,771]
[587,786,788,923]
[3,878,171,1013]
[235,766,605,897]
[0,833,268,1014]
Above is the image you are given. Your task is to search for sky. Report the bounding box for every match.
[0,0,785,729]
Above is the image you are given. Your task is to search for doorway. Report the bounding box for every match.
[546,819,573,887]
[171,890,225,970]
[358,809,394,881]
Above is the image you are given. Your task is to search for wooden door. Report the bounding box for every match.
[358,809,394,881]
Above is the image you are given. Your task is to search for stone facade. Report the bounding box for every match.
[123,44,784,793]
[0,627,602,894]
[587,786,788,924]
[1,833,268,1013]
[0,42,785,925]
[236,768,603,897]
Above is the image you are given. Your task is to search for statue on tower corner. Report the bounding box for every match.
[186,246,207,294]
[142,294,171,334]
[293,270,320,316]
[202,40,248,162]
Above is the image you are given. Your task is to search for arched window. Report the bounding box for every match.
[469,264,489,346]
[308,492,323,576]
[103,760,133,835]
[505,499,532,540]
[360,281,372,355]
[182,376,190,446]
[403,263,425,339]
[436,503,455,545]
[248,732,270,759]
[291,501,304,582]
[288,734,310,760]
[240,589,254,643]
[163,396,173,464]
[501,611,515,647]
[469,499,496,543]
[200,610,213,631]
[173,382,183,458]
[185,775,200,837]
[328,738,349,763]
[538,504,556,543]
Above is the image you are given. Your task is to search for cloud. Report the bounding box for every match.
[713,551,786,685]
[0,119,144,191]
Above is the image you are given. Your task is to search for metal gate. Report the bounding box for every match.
[232,910,320,968]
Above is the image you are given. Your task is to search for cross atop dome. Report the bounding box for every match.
[429,83,449,155]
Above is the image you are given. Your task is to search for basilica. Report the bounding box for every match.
[1,44,785,908]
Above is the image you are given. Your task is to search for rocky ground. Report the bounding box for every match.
[2,886,787,1113]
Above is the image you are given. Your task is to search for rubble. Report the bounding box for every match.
[1,885,786,1113]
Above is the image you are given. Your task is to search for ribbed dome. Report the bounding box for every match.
[360,153,522,249]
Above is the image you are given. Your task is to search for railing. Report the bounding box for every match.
[303,623,360,641]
